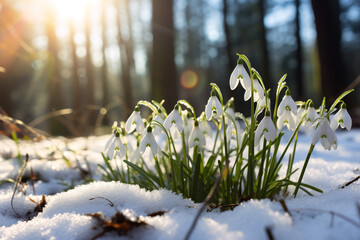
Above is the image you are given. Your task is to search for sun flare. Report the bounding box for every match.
[48,0,99,23]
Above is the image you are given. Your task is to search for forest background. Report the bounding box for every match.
[0,0,359,136]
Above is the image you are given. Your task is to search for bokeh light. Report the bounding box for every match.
[180,70,198,89]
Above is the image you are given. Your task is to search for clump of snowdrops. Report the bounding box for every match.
[100,54,353,205]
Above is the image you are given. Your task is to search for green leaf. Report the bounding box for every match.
[327,89,354,117]
[191,151,202,202]
[152,100,167,116]
[124,160,160,188]
[177,100,196,118]
[203,155,216,178]
[138,100,158,114]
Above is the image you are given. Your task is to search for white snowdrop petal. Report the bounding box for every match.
[205,102,212,120]
[214,97,223,117]
[340,109,352,131]
[229,65,240,90]
[311,125,322,145]
[104,134,115,153]
[136,115,144,134]
[244,89,251,101]
[125,112,136,133]
[254,127,262,146]
[139,133,149,154]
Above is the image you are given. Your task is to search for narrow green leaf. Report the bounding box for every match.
[124,160,160,188]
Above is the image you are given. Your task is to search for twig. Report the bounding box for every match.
[11,154,29,220]
[293,208,360,228]
[279,199,292,218]
[184,167,227,240]
[89,197,115,207]
[265,226,275,240]
[340,175,360,189]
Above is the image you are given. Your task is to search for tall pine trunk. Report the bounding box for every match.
[152,0,177,111]
[258,0,270,88]
[295,0,304,99]
[311,0,344,103]
[114,0,133,115]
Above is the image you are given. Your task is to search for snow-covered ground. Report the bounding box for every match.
[0,130,359,240]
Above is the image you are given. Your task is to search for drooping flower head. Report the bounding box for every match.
[104,128,126,159]
[255,110,276,146]
[183,111,195,139]
[188,120,206,149]
[125,105,144,134]
[224,100,236,125]
[164,104,183,134]
[229,58,251,91]
[151,108,165,135]
[301,102,319,134]
[330,103,352,131]
[139,126,162,157]
[205,89,223,120]
[277,89,297,131]
[311,117,337,150]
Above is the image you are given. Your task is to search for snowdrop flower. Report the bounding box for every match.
[302,103,319,133]
[311,117,337,150]
[239,74,264,102]
[139,126,162,157]
[277,90,297,131]
[125,106,144,134]
[296,104,305,125]
[198,113,213,138]
[183,111,195,139]
[330,103,352,131]
[104,130,126,159]
[224,102,236,125]
[188,120,206,149]
[226,119,244,147]
[205,90,223,120]
[256,93,270,115]
[164,104,183,134]
[255,110,276,146]
[151,109,165,135]
[229,61,251,90]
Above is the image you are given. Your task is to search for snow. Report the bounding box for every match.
[0,130,359,240]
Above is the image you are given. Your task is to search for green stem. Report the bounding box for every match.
[256,138,267,198]
[284,130,299,193]
[293,144,315,197]
[247,70,256,196]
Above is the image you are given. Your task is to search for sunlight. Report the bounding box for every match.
[48,0,99,23]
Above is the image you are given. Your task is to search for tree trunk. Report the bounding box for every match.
[45,5,62,111]
[295,0,304,99]
[85,5,95,107]
[223,0,233,75]
[311,0,344,103]
[101,1,109,108]
[258,0,270,88]
[69,21,83,134]
[114,0,133,115]
[152,0,177,111]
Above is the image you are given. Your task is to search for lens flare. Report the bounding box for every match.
[180,70,198,89]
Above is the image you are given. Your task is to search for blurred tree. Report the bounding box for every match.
[223,0,233,75]
[69,21,84,134]
[294,0,304,99]
[258,0,270,88]
[101,0,109,108]
[152,0,177,111]
[0,4,22,115]
[85,4,96,117]
[45,3,62,111]
[311,0,345,103]
[114,0,133,115]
